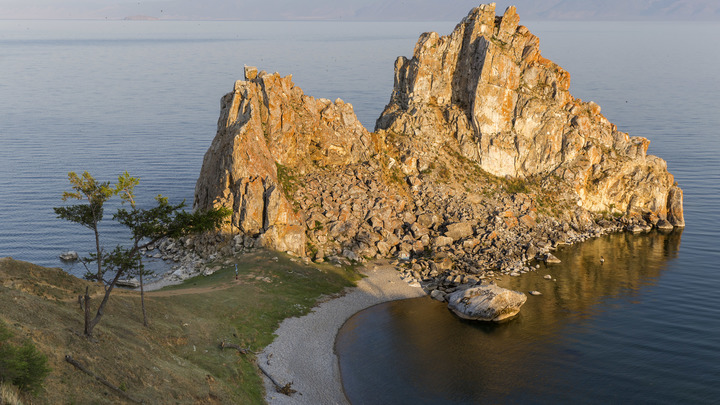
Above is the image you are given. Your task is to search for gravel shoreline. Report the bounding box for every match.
[259,262,425,405]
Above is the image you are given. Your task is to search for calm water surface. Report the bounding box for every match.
[0,19,454,276]
[1,19,719,403]
[335,21,720,405]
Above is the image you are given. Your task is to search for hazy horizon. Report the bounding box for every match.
[2,0,720,21]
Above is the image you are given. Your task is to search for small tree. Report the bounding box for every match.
[56,171,231,337]
[0,320,51,395]
[54,172,116,282]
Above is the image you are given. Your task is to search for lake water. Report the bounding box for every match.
[333,21,720,405]
[0,19,456,276]
[1,19,719,403]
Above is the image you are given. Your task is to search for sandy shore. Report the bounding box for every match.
[259,262,426,405]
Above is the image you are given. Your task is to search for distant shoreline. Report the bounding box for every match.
[258,262,425,405]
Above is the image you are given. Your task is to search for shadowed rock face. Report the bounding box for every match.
[194,4,684,266]
[376,3,684,226]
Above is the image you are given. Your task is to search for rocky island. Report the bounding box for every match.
[191,3,683,303]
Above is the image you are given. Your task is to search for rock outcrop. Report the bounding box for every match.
[376,3,684,226]
[446,284,527,322]
[194,66,373,256]
[194,4,684,283]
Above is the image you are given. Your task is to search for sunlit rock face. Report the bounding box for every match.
[194,3,684,263]
[194,66,373,256]
[376,3,683,226]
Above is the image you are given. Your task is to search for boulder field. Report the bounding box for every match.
[192,4,684,296]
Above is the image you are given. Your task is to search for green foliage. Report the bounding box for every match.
[53,171,115,231]
[0,321,50,395]
[503,178,529,194]
[54,170,232,337]
[54,171,119,281]
[275,163,299,203]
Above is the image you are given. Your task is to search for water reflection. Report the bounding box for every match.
[336,230,682,404]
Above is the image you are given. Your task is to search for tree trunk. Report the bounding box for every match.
[94,227,102,281]
[140,271,148,327]
[85,267,125,337]
[65,355,142,403]
[83,286,91,336]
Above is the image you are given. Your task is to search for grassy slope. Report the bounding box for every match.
[0,252,360,404]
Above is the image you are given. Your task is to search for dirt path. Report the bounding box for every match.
[146,279,244,297]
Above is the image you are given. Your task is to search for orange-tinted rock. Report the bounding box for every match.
[195,68,373,255]
[376,4,683,225]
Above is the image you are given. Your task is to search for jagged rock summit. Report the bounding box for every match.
[194,4,684,274]
[376,3,683,227]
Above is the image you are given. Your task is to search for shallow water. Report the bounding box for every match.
[337,230,720,404]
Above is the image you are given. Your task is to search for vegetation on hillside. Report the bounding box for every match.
[0,319,51,396]
[54,171,231,337]
[0,253,359,403]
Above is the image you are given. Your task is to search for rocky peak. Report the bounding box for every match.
[376,3,683,226]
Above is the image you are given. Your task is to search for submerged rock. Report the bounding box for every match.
[446,284,527,322]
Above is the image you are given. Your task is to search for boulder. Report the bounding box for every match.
[434,235,454,248]
[544,253,561,264]
[430,289,447,302]
[446,284,527,322]
[116,278,140,288]
[59,251,78,261]
[444,221,474,241]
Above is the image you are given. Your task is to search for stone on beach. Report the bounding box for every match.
[544,253,561,264]
[446,284,527,322]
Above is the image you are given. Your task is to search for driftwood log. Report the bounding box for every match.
[218,340,297,396]
[219,340,254,355]
[65,355,142,404]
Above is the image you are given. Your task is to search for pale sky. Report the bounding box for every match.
[1,0,718,20]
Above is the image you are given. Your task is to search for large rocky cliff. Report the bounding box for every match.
[194,4,684,278]
[376,3,683,226]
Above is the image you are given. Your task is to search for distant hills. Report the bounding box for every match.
[354,0,720,21]
[2,0,720,21]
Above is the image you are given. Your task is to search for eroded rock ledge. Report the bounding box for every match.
[193,4,684,283]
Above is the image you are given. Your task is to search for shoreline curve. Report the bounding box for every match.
[259,262,425,405]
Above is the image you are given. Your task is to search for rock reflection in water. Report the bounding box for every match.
[336,230,682,405]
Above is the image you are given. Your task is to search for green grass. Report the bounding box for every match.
[0,251,360,404]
